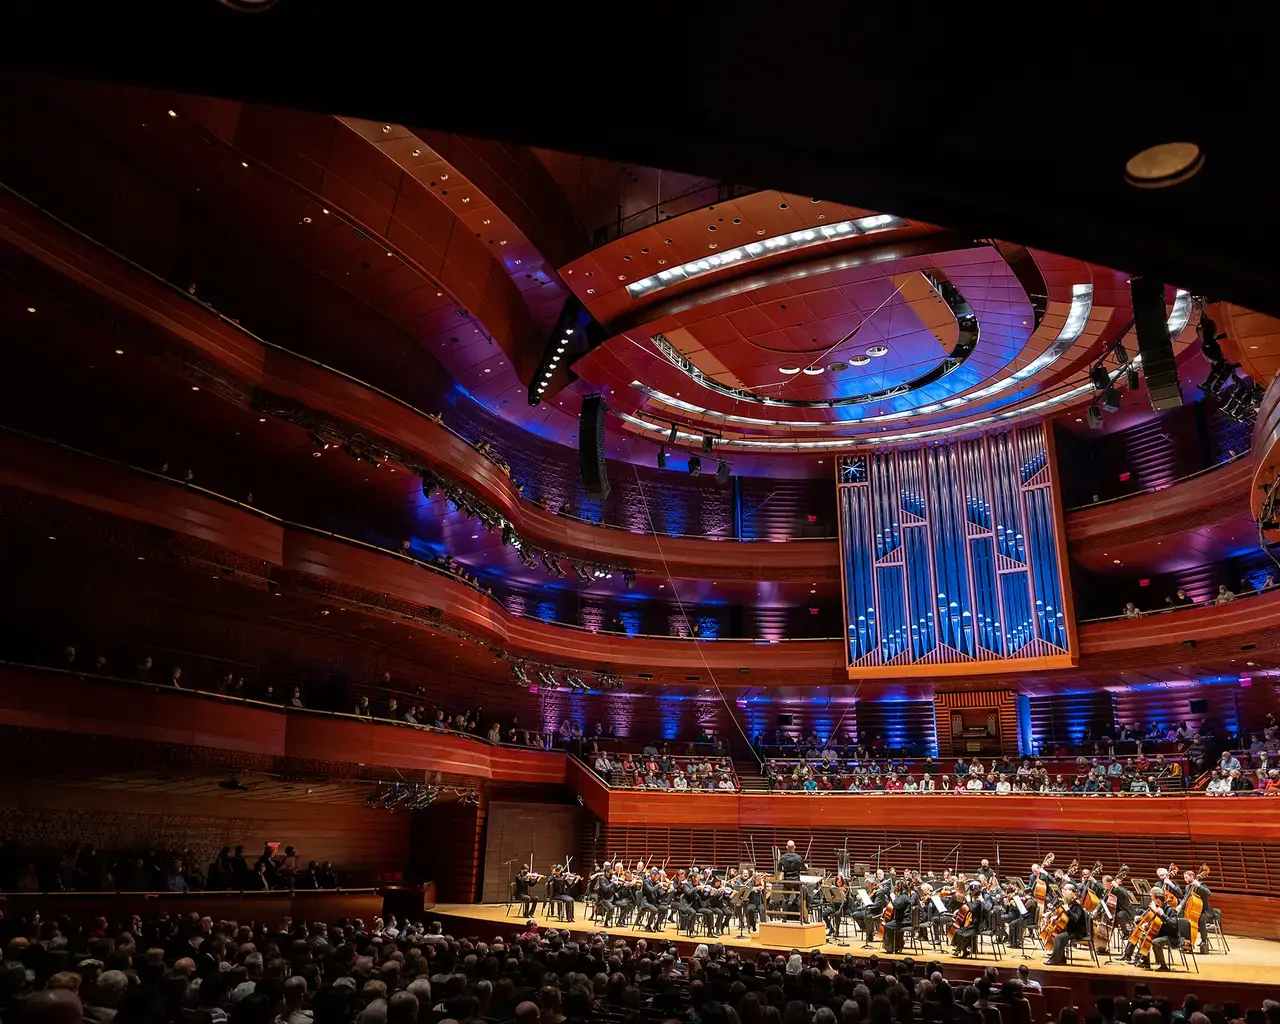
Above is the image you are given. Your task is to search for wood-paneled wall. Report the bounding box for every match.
[0,782,411,874]
[411,800,485,904]
[480,802,581,903]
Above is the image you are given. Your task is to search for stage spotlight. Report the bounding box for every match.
[715,461,731,484]
[1112,340,1130,364]
[1100,387,1122,413]
[667,423,678,443]
[657,446,667,469]
[688,455,702,477]
[511,663,530,685]
[1086,404,1104,430]
[701,435,714,453]
[1127,366,1141,391]
[1089,364,1110,391]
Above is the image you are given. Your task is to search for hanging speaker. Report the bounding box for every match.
[1131,277,1183,410]
[579,395,611,499]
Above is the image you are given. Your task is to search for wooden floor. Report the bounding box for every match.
[433,903,1280,989]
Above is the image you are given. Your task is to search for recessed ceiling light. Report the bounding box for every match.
[801,366,824,375]
[1124,142,1204,188]
[26,306,36,313]
[258,417,266,422]
[191,386,200,391]
[848,355,870,366]
[461,197,470,203]
[866,345,889,357]
[240,161,248,168]
[514,259,522,265]
[779,365,801,375]
[439,173,448,180]
[114,348,123,355]
[167,109,177,118]
[757,228,766,235]
[411,149,421,157]
[586,289,595,295]
[708,243,717,249]
[382,125,392,133]
[322,208,329,215]
[1113,559,1121,564]
[618,274,627,280]
[779,202,789,209]
[484,368,491,373]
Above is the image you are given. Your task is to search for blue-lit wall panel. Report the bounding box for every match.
[837,425,1073,673]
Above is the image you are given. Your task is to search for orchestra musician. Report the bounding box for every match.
[951,881,980,957]
[677,869,699,933]
[1180,868,1216,955]
[1043,883,1090,965]
[851,874,890,944]
[548,864,578,922]
[593,864,619,927]
[1122,888,1178,970]
[820,872,848,939]
[640,866,664,932]
[513,865,541,916]
[881,879,913,953]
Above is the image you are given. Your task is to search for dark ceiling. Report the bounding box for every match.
[8,8,1278,321]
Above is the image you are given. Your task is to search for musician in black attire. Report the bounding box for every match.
[1150,888,1184,970]
[513,866,539,916]
[998,887,1030,947]
[677,872,700,934]
[855,879,891,944]
[951,882,980,957]
[1180,870,1215,955]
[548,866,576,923]
[1044,884,1091,965]
[881,880,913,953]
[640,868,664,932]
[594,870,619,927]
[745,874,765,931]
[778,839,807,921]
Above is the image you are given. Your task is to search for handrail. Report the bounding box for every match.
[0,659,548,754]
[1078,586,1275,624]
[0,887,379,897]
[1,181,832,545]
[1063,450,1250,513]
[1,426,842,643]
[590,181,752,246]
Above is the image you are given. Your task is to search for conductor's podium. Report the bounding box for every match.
[757,920,828,948]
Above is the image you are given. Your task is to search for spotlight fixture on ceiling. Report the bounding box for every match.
[308,432,330,450]
[1127,366,1141,391]
[701,435,714,453]
[667,423,678,443]
[501,522,516,547]
[511,663,530,685]
[715,461,731,484]
[657,445,667,469]
[688,455,702,477]
[1086,404,1104,430]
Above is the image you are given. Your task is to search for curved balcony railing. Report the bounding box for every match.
[1063,451,1251,514]
[0,183,837,560]
[0,430,847,673]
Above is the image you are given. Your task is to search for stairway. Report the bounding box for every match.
[734,758,771,792]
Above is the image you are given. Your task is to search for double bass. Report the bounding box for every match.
[1177,864,1211,948]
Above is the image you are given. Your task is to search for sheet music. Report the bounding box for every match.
[858,890,872,907]
[1013,895,1027,916]
[931,894,947,914]
[1099,899,1113,919]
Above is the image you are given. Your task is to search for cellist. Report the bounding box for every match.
[1043,883,1090,965]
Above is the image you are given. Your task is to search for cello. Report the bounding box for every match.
[1093,865,1128,952]
[1127,889,1168,961]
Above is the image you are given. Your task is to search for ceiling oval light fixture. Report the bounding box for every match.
[801,366,825,375]
[827,361,849,373]
[848,354,871,367]
[866,345,889,357]
[779,365,801,375]
[1124,142,1204,189]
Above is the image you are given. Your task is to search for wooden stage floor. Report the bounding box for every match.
[433,903,1280,991]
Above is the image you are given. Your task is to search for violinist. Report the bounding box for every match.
[677,869,700,933]
[640,866,664,932]
[1043,883,1090,965]
[514,864,541,916]
[746,871,767,932]
[594,865,620,927]
[548,864,577,923]
[821,872,848,940]
[852,874,890,945]
[998,881,1030,948]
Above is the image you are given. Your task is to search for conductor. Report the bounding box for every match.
[778,840,808,922]
[779,840,806,879]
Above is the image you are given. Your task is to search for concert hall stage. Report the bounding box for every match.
[432,903,1280,1002]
